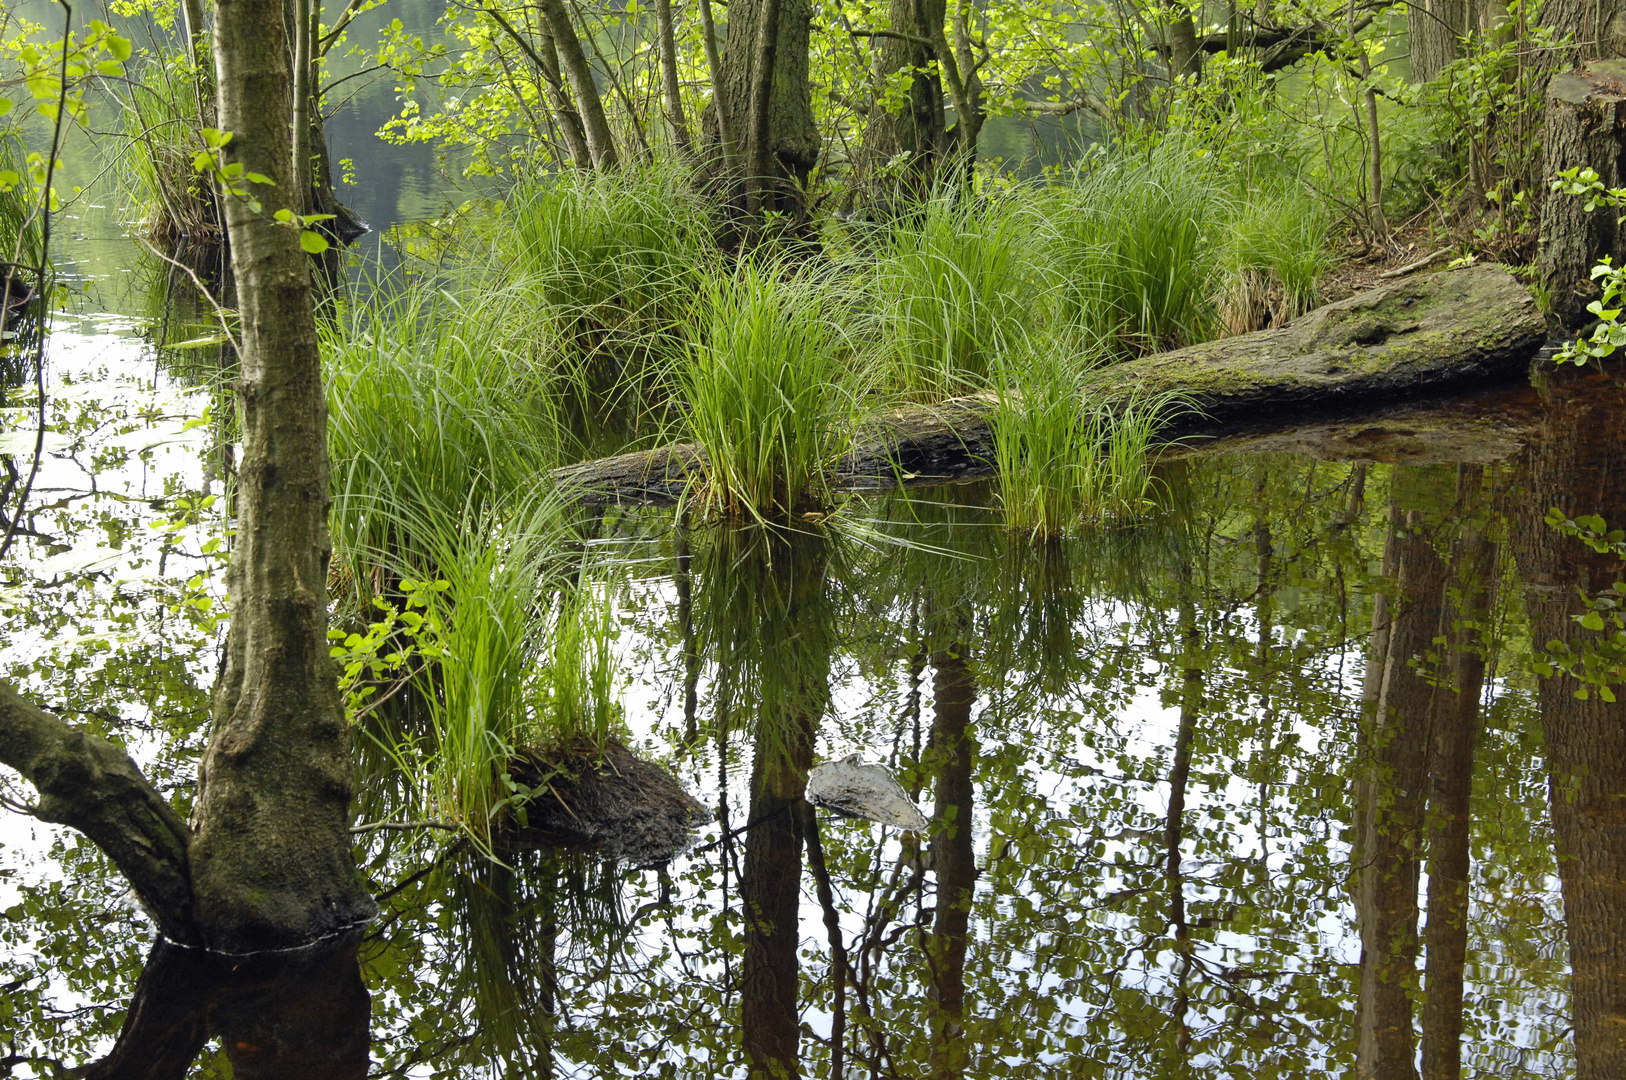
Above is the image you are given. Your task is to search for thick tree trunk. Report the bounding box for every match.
[193,0,377,953]
[927,639,976,1080]
[1419,465,1494,1080]
[1509,373,1626,1079]
[1539,61,1626,326]
[538,0,619,169]
[1354,476,1452,1080]
[1409,0,1468,83]
[701,0,819,226]
[855,0,947,203]
[1540,0,1626,69]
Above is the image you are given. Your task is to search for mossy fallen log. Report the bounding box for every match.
[549,265,1546,504]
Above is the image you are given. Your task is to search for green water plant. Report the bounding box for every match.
[989,334,1177,537]
[1046,146,1228,355]
[505,164,715,379]
[680,262,857,519]
[1218,183,1333,335]
[865,189,1032,401]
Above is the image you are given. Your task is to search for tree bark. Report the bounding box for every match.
[1169,13,1201,83]
[535,17,595,169]
[854,0,947,202]
[194,0,377,953]
[1509,373,1626,1079]
[0,683,195,945]
[1538,61,1626,327]
[702,0,819,225]
[654,0,694,159]
[745,0,782,219]
[1409,0,1468,83]
[537,0,620,169]
[1419,465,1495,1080]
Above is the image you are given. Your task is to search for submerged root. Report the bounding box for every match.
[505,738,709,868]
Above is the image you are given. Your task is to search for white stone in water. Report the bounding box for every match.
[806,753,928,831]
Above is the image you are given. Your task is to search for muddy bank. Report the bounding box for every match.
[550,265,1546,504]
[506,739,709,867]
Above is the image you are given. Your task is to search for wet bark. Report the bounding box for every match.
[1509,373,1626,1079]
[1419,465,1495,1080]
[191,0,377,952]
[1538,61,1626,327]
[1354,474,1452,1080]
[927,640,977,1080]
[81,939,368,1080]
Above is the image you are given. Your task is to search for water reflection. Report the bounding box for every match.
[9,375,1626,1076]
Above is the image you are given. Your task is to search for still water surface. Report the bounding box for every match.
[2,93,1625,1080]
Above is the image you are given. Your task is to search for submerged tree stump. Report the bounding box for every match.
[549,265,1546,504]
[1540,60,1626,327]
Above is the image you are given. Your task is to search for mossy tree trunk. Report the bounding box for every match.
[854,0,946,204]
[700,0,819,233]
[188,0,376,953]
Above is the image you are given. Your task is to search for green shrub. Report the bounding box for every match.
[1046,147,1228,356]
[989,333,1176,536]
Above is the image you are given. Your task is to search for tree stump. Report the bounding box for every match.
[1539,60,1626,327]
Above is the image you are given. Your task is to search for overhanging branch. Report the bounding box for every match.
[0,681,196,944]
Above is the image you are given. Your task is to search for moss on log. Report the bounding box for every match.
[550,265,1546,504]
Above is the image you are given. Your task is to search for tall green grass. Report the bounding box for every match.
[1045,147,1228,356]
[0,136,43,271]
[679,262,857,519]
[121,53,220,245]
[863,191,1032,400]
[989,334,1177,536]
[324,281,565,602]
[1218,183,1334,334]
[505,164,714,388]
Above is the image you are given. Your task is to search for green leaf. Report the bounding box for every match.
[1579,610,1607,631]
[300,230,331,254]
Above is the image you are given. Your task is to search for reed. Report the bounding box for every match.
[862,190,1032,401]
[1046,146,1228,356]
[989,334,1176,536]
[121,53,221,245]
[1218,183,1334,335]
[679,261,856,519]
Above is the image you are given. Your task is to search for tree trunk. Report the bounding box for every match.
[1509,373,1626,1080]
[537,0,620,169]
[1410,0,1468,83]
[654,0,694,159]
[1419,465,1494,1080]
[1540,0,1626,70]
[1538,61,1626,327]
[1169,14,1201,83]
[192,0,377,953]
[1355,474,1452,1080]
[702,0,819,226]
[927,638,976,1080]
[536,17,595,169]
[855,0,947,204]
[745,0,782,219]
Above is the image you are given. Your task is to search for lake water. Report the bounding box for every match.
[2,29,1625,1077]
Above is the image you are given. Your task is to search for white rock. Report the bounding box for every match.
[806,754,928,831]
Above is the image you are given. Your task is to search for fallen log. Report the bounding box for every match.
[549,265,1546,504]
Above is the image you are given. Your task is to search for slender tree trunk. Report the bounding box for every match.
[654,0,694,159]
[1166,565,1201,1064]
[1169,13,1201,83]
[1509,374,1626,1080]
[290,0,313,209]
[538,0,620,169]
[536,18,594,169]
[927,638,977,1080]
[192,0,377,953]
[1420,465,1495,1080]
[696,0,737,181]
